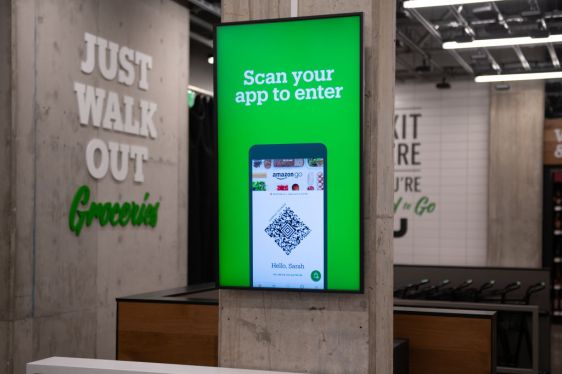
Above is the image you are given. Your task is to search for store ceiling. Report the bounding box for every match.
[397,0,562,82]
[184,0,562,83]
[184,0,220,47]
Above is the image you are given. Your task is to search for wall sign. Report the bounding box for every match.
[216,14,362,292]
[394,82,489,266]
[69,33,160,236]
[544,119,562,165]
[394,110,436,238]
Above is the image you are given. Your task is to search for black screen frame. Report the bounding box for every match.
[214,12,364,294]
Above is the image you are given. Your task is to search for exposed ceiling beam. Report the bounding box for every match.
[492,60,556,71]
[187,0,221,17]
[396,69,470,80]
[448,50,474,74]
[397,47,453,55]
[397,30,444,71]
[191,31,213,48]
[417,31,433,47]
[407,8,474,74]
[547,43,561,69]
[490,2,508,31]
[513,46,531,71]
[417,9,451,47]
[545,11,562,20]
[491,2,530,72]
[190,15,214,32]
[448,5,475,37]
[408,8,442,39]
[483,49,502,72]
[448,5,500,73]
[527,0,548,32]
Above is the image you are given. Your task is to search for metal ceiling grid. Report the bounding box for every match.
[185,0,562,83]
[397,0,562,81]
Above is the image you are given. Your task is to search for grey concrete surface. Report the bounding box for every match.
[11,0,36,324]
[1,0,14,372]
[11,319,32,374]
[488,81,544,268]
[219,1,395,373]
[4,1,189,373]
[220,291,370,372]
[0,0,12,324]
[32,310,97,360]
[0,321,11,374]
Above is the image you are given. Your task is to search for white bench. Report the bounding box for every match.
[27,357,301,374]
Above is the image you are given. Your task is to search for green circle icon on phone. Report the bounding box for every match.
[311,270,321,282]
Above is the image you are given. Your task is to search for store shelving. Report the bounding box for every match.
[543,168,562,323]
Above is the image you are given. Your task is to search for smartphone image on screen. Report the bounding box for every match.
[249,143,327,290]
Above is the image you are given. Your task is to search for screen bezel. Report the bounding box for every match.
[214,12,364,294]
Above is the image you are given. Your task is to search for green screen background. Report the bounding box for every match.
[217,15,361,291]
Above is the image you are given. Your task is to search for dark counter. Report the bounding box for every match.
[117,282,218,305]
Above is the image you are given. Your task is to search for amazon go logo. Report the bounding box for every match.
[272,172,303,180]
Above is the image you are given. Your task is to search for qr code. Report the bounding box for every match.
[265,207,311,255]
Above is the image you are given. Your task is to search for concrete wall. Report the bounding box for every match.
[488,81,544,267]
[219,1,395,373]
[1,0,13,373]
[4,1,189,373]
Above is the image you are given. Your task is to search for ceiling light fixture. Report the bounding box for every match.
[475,71,562,83]
[403,0,504,9]
[207,55,214,64]
[444,34,562,49]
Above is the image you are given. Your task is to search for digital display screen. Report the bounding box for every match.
[250,144,326,289]
[216,14,362,292]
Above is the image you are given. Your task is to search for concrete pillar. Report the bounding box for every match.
[219,1,395,373]
[0,0,13,373]
[488,81,544,267]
